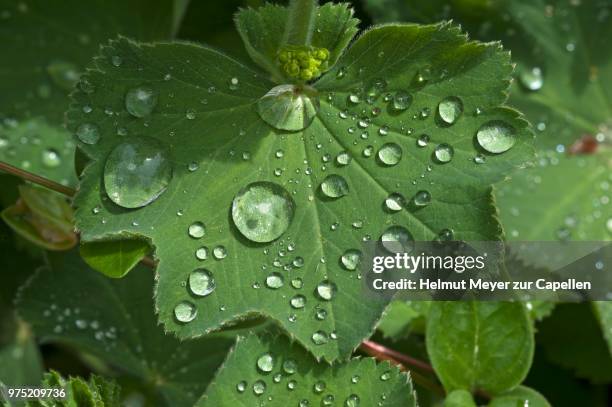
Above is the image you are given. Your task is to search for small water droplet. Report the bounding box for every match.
[519,67,543,91]
[437,96,463,125]
[266,273,284,289]
[392,91,412,111]
[433,143,454,163]
[253,380,266,396]
[213,246,227,259]
[320,174,349,198]
[413,190,431,207]
[42,149,61,167]
[188,269,215,297]
[283,359,297,374]
[195,246,208,260]
[236,381,247,393]
[76,123,100,145]
[188,222,205,238]
[377,143,402,166]
[341,249,362,271]
[257,353,274,372]
[316,280,337,301]
[381,225,414,253]
[476,120,516,153]
[385,193,405,212]
[174,301,197,323]
[290,295,306,309]
[311,330,329,345]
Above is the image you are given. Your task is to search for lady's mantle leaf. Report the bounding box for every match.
[67,22,532,361]
[426,302,534,395]
[16,251,234,407]
[197,334,416,406]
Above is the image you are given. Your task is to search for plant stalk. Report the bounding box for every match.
[284,0,317,46]
[0,161,76,197]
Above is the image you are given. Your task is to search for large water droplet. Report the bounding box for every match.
[381,226,414,253]
[476,120,517,153]
[257,353,274,372]
[320,175,349,198]
[174,301,197,323]
[125,86,158,118]
[76,123,100,145]
[437,96,463,125]
[257,85,319,131]
[377,143,402,166]
[103,137,172,208]
[519,67,543,91]
[188,269,215,297]
[231,181,295,243]
[433,143,454,163]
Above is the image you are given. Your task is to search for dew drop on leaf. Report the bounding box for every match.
[381,226,414,253]
[417,134,430,147]
[437,96,463,125]
[345,394,360,407]
[42,148,61,167]
[188,222,206,239]
[438,228,454,241]
[316,280,337,301]
[380,371,391,381]
[336,151,351,166]
[340,249,362,271]
[476,120,517,153]
[265,273,284,289]
[257,84,319,131]
[320,175,349,198]
[385,193,405,212]
[392,91,412,111]
[311,330,329,345]
[236,381,247,393]
[519,67,543,91]
[377,143,402,166]
[252,380,266,395]
[313,380,326,393]
[283,359,297,374]
[195,246,208,260]
[103,137,172,208]
[188,269,215,297]
[231,181,295,243]
[290,295,306,309]
[433,143,454,163]
[125,86,158,118]
[256,353,274,372]
[213,246,227,259]
[76,123,100,145]
[174,301,197,323]
[413,190,431,207]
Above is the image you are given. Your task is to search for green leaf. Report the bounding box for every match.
[537,303,612,383]
[235,3,359,80]
[377,301,429,340]
[0,320,43,388]
[363,0,612,244]
[488,385,550,407]
[0,0,177,184]
[80,239,151,278]
[67,21,532,361]
[426,302,534,395]
[593,301,612,357]
[16,250,234,407]
[197,333,417,406]
[443,389,476,407]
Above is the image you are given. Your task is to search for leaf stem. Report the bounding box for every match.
[361,340,435,373]
[0,161,76,197]
[284,0,317,46]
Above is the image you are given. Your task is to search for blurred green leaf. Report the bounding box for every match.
[594,301,612,357]
[377,301,429,340]
[443,389,476,407]
[488,385,550,407]
[0,320,43,388]
[16,250,234,407]
[426,302,534,395]
[197,333,417,406]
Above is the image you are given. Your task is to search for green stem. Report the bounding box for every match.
[284,0,317,46]
[0,160,76,197]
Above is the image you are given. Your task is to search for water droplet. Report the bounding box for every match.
[42,149,61,167]
[103,137,172,208]
[257,353,274,372]
[266,273,284,289]
[385,193,405,212]
[381,226,414,253]
[257,85,319,131]
[174,301,197,323]
[413,190,431,207]
[213,246,227,259]
[253,380,266,396]
[283,359,297,374]
[336,151,351,166]
[76,123,100,145]
[231,181,295,243]
[185,109,196,120]
[437,96,463,125]
[195,247,208,260]
[125,86,158,118]
[351,375,360,384]
[320,175,349,198]
[188,269,215,297]
[473,154,486,164]
[111,55,123,67]
[316,280,337,301]
[433,143,454,163]
[377,143,402,166]
[380,371,391,381]
[291,278,303,289]
[392,90,412,111]
[188,222,205,238]
[290,295,306,309]
[341,249,362,271]
[313,380,326,393]
[438,228,454,241]
[345,394,360,407]
[311,330,329,345]
[476,120,516,153]
[519,67,543,91]
[316,308,328,320]
[236,381,247,393]
[417,134,430,147]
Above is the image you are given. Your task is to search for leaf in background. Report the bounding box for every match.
[593,301,612,357]
[426,302,534,395]
[377,301,429,340]
[197,333,417,406]
[488,385,550,407]
[363,0,612,246]
[16,251,234,407]
[0,0,177,183]
[80,240,151,278]
[443,389,476,407]
[0,320,43,388]
[66,17,532,361]
[537,303,612,383]
[1,185,76,251]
